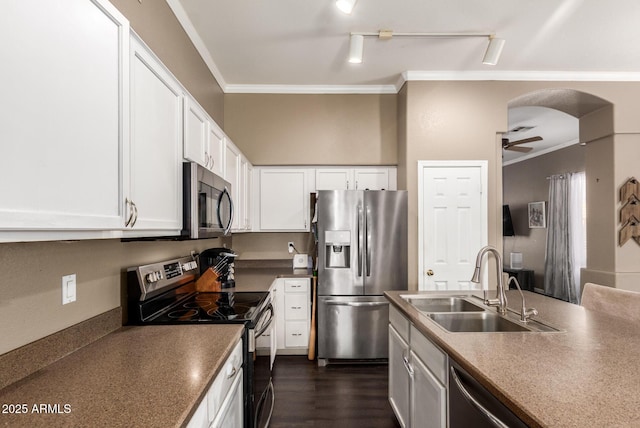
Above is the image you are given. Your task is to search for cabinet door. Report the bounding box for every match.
[259,169,309,231]
[210,368,244,428]
[315,169,352,190]
[389,326,410,428]
[184,97,209,168]
[0,0,128,238]
[225,140,241,230]
[354,168,390,190]
[208,121,225,177]
[127,36,182,232]
[411,350,447,428]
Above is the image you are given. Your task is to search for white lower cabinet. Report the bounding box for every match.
[275,278,311,354]
[186,338,243,428]
[389,306,448,428]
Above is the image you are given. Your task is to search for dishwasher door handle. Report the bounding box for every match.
[450,366,510,428]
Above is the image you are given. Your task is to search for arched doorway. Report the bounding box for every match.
[502,89,613,302]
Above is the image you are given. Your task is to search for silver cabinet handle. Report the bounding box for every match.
[324,300,389,307]
[450,366,509,428]
[226,366,237,379]
[402,352,414,377]
[124,198,133,227]
[131,201,138,227]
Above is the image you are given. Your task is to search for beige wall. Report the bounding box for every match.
[503,144,586,289]
[110,0,224,124]
[398,80,640,290]
[224,94,397,165]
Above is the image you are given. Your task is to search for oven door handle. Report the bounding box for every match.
[255,303,274,338]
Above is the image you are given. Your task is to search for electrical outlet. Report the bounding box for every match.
[62,274,77,305]
[288,242,295,253]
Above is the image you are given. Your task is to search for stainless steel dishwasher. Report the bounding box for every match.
[449,360,529,428]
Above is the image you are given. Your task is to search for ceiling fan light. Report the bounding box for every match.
[482,37,505,65]
[348,34,364,63]
[336,0,357,14]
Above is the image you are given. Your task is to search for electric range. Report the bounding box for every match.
[126,255,274,428]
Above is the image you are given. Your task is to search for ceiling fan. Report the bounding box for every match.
[502,136,543,153]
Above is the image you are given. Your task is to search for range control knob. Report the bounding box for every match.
[145,271,163,283]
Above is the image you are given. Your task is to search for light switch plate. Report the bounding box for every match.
[62,274,76,305]
[293,254,308,269]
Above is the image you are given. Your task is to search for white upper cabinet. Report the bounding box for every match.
[184,96,225,177]
[0,0,129,241]
[238,155,253,232]
[125,35,183,234]
[258,168,312,231]
[183,97,209,168]
[225,139,241,231]
[315,167,396,191]
[209,121,226,178]
[353,168,392,190]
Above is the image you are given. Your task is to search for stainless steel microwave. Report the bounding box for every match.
[182,162,233,239]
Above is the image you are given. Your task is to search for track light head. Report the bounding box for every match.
[349,34,364,63]
[482,36,505,65]
[336,0,357,14]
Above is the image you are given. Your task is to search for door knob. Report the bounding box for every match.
[426,269,434,276]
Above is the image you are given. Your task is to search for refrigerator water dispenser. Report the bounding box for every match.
[324,230,351,268]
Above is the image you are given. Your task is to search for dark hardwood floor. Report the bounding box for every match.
[269,356,400,428]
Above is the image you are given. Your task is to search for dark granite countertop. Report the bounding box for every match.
[385,289,640,428]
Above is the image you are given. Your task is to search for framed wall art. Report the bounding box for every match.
[528,201,546,228]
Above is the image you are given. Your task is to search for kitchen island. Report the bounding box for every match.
[0,324,243,428]
[385,289,640,427]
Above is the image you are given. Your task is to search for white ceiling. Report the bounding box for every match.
[170,0,640,93]
[502,106,579,165]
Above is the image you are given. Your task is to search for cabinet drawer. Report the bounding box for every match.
[207,339,243,419]
[284,278,308,292]
[285,321,308,347]
[284,294,308,320]
[410,325,447,385]
[389,305,410,343]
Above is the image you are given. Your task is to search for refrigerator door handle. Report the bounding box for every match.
[324,300,389,307]
[365,206,372,277]
[357,206,363,277]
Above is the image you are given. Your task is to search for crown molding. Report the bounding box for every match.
[401,70,640,84]
[224,84,398,94]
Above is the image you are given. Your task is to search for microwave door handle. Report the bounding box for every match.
[218,187,233,235]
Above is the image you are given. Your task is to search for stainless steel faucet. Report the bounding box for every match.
[470,245,507,314]
[507,276,538,323]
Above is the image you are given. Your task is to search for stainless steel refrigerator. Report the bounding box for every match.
[316,190,408,363]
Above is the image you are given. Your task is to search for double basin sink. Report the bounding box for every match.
[401,295,560,333]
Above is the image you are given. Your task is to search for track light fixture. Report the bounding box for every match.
[482,36,505,65]
[347,30,505,66]
[336,0,357,14]
[349,34,364,63]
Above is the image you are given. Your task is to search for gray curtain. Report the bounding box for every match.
[543,174,579,303]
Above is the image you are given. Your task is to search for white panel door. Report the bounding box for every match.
[419,161,487,290]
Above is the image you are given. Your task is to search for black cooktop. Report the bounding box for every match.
[148,291,269,323]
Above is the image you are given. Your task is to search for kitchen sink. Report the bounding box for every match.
[426,312,561,333]
[401,295,486,313]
